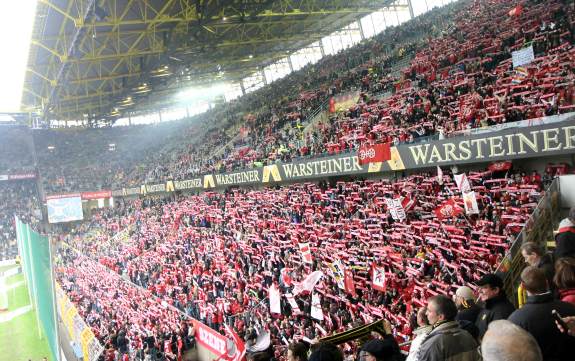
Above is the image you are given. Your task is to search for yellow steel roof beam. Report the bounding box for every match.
[95,0,178,93]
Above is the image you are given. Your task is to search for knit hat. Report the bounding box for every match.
[455,286,475,300]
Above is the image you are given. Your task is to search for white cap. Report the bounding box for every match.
[455,286,475,300]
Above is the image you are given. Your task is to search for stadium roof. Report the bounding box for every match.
[22,0,406,124]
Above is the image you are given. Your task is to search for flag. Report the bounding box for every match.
[434,199,463,219]
[299,243,313,264]
[329,259,346,290]
[292,271,324,295]
[344,269,357,297]
[357,143,391,165]
[508,4,522,16]
[223,323,246,361]
[488,161,512,172]
[454,173,471,193]
[371,265,387,292]
[385,198,406,221]
[285,293,301,315]
[437,166,444,185]
[462,191,480,215]
[400,194,416,212]
[311,293,324,321]
[511,66,529,84]
[269,284,281,314]
[280,268,293,286]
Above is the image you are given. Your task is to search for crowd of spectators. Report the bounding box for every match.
[19,0,574,195]
[23,0,455,194]
[0,1,574,361]
[0,180,41,261]
[54,164,567,360]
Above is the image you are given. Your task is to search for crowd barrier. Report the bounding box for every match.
[497,177,561,305]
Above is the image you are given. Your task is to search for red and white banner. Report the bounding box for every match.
[463,191,480,215]
[299,243,313,264]
[81,190,112,200]
[434,199,463,220]
[399,195,416,212]
[385,198,406,221]
[508,4,523,16]
[488,161,512,172]
[194,320,228,357]
[371,265,387,292]
[45,193,81,200]
[344,269,357,297]
[285,293,301,315]
[357,143,391,165]
[292,271,324,296]
[454,173,471,193]
[269,284,281,314]
[280,268,293,286]
[223,324,246,361]
[311,293,324,321]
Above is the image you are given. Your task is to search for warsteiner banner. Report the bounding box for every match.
[74,117,575,199]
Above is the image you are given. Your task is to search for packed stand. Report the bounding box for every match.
[56,165,553,359]
[34,1,461,194]
[0,180,41,261]
[0,125,34,175]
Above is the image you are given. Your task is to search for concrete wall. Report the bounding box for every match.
[560,175,575,208]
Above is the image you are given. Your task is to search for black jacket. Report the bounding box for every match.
[456,303,481,324]
[554,219,575,259]
[475,294,515,339]
[508,292,575,361]
[537,254,556,293]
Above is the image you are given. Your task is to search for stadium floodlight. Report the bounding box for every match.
[132,83,150,95]
[150,65,172,78]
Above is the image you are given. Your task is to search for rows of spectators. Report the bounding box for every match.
[54,165,565,360]
[0,180,41,261]
[27,0,460,194]
[22,0,574,196]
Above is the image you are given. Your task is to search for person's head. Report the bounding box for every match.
[308,342,343,361]
[359,338,401,361]
[481,320,542,361]
[453,286,475,309]
[287,342,309,361]
[554,257,575,290]
[416,307,429,327]
[520,242,544,267]
[521,266,548,295]
[426,295,458,325]
[476,274,504,302]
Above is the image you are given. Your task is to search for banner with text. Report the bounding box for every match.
[50,116,575,199]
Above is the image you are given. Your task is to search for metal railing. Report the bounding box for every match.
[497,178,561,305]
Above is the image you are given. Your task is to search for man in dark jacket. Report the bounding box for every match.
[414,295,480,361]
[508,266,575,361]
[475,273,515,339]
[521,242,555,289]
[555,207,575,259]
[454,286,481,324]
